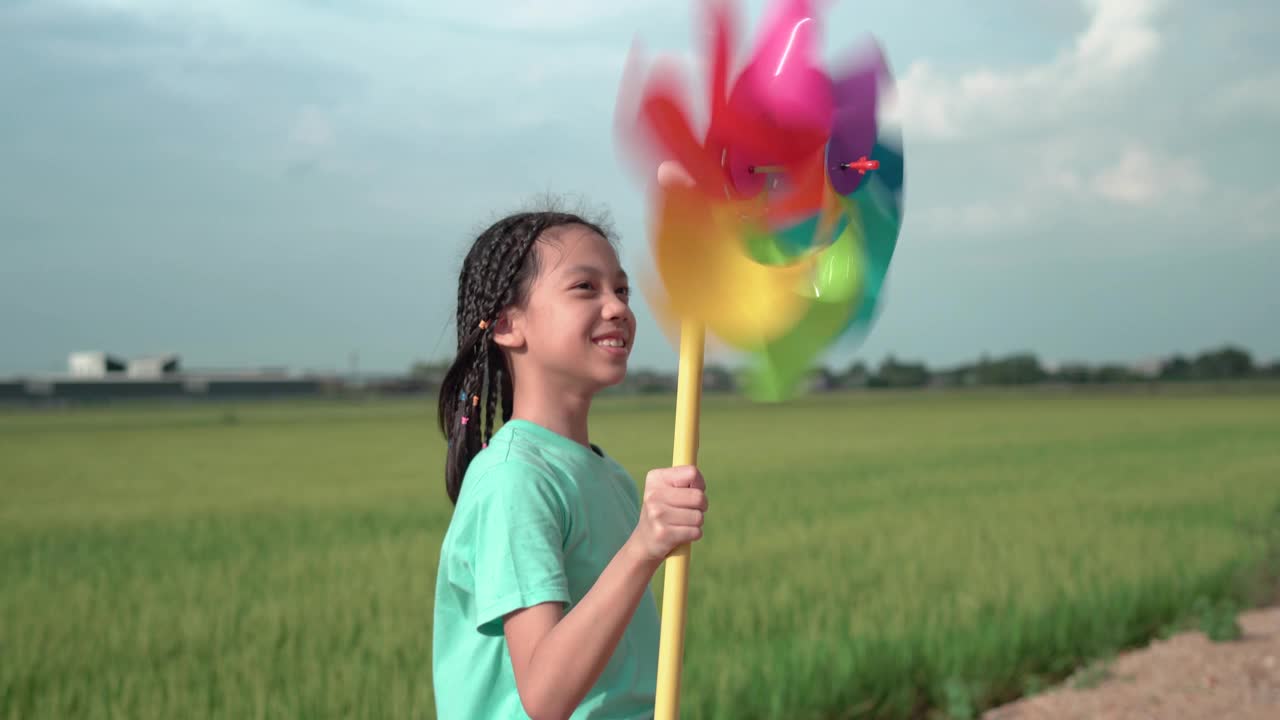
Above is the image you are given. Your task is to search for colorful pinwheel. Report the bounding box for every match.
[614,1,905,715]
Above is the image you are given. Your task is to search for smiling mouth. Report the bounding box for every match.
[593,338,627,348]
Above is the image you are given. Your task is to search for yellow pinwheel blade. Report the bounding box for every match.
[651,182,815,348]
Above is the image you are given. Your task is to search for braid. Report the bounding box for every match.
[436,209,614,505]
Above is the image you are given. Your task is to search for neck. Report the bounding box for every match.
[508,369,595,448]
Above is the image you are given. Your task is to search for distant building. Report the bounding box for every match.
[1130,357,1164,379]
[68,351,181,378]
[0,350,336,405]
[127,353,180,378]
[68,351,127,378]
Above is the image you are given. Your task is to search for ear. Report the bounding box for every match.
[490,309,525,350]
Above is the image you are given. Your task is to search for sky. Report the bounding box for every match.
[2,0,1277,378]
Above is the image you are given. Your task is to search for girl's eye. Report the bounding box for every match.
[572,282,628,298]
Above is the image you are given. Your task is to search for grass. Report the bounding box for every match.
[1,388,1278,719]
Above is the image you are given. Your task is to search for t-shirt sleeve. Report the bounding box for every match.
[467,462,571,636]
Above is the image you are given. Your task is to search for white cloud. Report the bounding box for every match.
[881,0,1273,249]
[895,0,1164,142]
[913,141,1209,240]
[25,0,1271,248]
[1073,0,1162,76]
[1092,146,1206,206]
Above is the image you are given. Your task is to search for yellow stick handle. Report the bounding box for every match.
[654,318,705,720]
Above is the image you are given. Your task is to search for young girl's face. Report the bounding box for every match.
[510,224,636,391]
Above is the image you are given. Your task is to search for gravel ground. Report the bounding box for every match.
[983,606,1280,720]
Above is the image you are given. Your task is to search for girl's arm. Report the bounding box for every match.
[504,539,659,720]
[503,465,707,720]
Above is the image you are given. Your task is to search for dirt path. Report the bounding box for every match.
[983,607,1280,719]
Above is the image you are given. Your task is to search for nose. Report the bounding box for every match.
[603,291,630,321]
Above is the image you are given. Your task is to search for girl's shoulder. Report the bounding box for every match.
[455,437,573,514]
[463,434,558,490]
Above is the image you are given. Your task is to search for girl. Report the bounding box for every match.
[431,208,709,720]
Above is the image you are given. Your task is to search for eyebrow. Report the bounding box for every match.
[564,265,629,281]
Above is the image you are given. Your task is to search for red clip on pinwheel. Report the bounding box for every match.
[613,0,905,716]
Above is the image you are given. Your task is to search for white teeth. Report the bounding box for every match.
[595,338,625,348]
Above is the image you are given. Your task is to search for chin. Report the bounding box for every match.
[597,366,628,389]
[592,361,629,390]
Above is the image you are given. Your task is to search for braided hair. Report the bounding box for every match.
[437,210,613,505]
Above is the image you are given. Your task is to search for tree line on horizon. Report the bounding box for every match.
[406,345,1278,395]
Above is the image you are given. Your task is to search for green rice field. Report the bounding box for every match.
[3,387,1279,719]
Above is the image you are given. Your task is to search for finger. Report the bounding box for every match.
[642,468,666,501]
[679,525,704,544]
[666,465,700,488]
[659,524,703,550]
[665,507,704,527]
[660,487,707,511]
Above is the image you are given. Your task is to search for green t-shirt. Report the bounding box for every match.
[432,419,660,719]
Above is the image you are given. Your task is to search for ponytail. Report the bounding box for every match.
[437,323,513,505]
